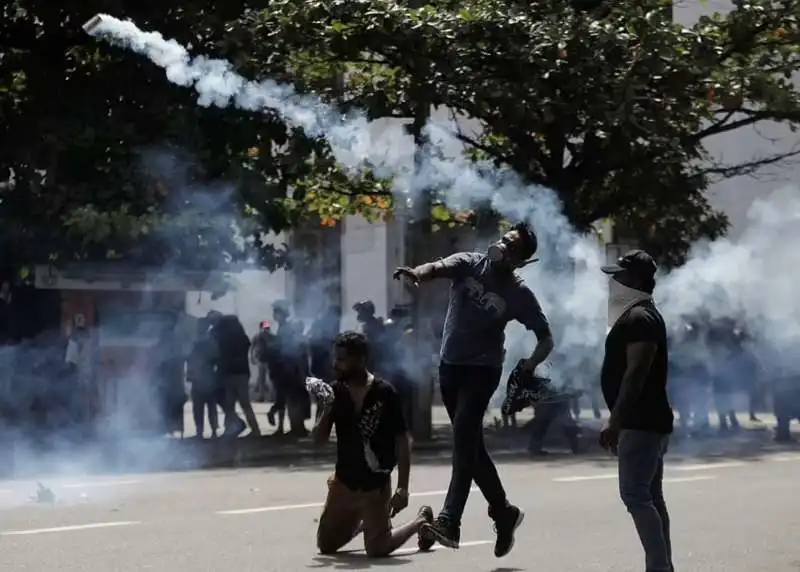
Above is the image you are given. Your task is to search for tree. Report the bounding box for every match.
[234,0,800,264]
[0,0,393,272]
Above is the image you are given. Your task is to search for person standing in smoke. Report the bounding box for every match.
[308,306,340,382]
[354,300,388,375]
[154,324,186,436]
[708,317,742,433]
[599,250,674,572]
[64,313,94,429]
[210,315,261,437]
[312,331,434,558]
[393,222,554,557]
[250,320,273,403]
[186,318,220,438]
[267,300,309,435]
[383,306,415,433]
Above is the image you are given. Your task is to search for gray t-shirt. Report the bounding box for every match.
[438,252,551,367]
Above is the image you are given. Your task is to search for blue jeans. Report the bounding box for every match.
[438,363,507,526]
[617,430,673,572]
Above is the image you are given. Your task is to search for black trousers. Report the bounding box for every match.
[438,362,507,526]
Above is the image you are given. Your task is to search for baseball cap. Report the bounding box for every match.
[601,249,657,279]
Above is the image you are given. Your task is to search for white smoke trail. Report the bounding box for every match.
[84,15,800,392]
[82,16,583,248]
[83,14,609,379]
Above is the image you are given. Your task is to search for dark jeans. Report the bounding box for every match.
[438,362,507,526]
[618,430,673,572]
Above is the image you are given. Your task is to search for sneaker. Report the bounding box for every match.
[417,509,436,551]
[489,504,524,558]
[417,505,434,525]
[416,505,434,549]
[419,516,460,549]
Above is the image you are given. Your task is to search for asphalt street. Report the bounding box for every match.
[1,445,799,571]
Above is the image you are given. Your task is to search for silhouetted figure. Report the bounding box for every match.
[250,320,273,402]
[187,318,219,438]
[211,315,260,437]
[354,300,388,376]
[266,301,309,436]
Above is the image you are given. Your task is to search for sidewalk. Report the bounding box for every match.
[175,401,787,470]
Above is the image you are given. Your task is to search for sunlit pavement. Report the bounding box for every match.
[1,446,799,571]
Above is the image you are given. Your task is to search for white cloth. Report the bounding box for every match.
[65,338,81,366]
[607,279,651,328]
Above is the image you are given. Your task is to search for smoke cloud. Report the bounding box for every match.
[85,16,800,426]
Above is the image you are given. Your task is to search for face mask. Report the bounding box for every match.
[608,277,650,328]
[487,242,506,263]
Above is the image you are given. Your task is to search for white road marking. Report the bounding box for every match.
[61,480,141,489]
[553,460,748,483]
[772,454,800,462]
[394,539,492,555]
[216,487,478,515]
[553,474,617,483]
[663,475,716,483]
[672,462,744,472]
[555,472,723,484]
[1,521,139,536]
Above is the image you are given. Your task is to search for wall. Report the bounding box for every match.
[339,214,392,331]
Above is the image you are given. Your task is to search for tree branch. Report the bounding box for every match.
[698,148,800,180]
[693,108,800,141]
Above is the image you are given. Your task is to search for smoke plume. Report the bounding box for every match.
[86,15,800,418]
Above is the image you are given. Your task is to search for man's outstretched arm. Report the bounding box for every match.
[393,252,474,285]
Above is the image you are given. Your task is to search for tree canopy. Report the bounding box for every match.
[0,0,385,272]
[234,0,800,264]
[1,0,798,270]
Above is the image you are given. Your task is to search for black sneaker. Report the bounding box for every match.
[415,505,434,551]
[489,504,524,557]
[419,516,460,549]
[417,505,434,525]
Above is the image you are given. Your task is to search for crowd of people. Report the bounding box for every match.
[185,298,420,439]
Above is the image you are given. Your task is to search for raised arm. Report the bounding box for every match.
[392,252,475,286]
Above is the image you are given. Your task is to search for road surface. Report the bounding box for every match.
[1,445,799,571]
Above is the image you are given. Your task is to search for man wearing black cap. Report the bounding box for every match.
[393,222,553,558]
[600,250,674,572]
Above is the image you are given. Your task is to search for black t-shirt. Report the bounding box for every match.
[331,377,407,491]
[601,301,674,434]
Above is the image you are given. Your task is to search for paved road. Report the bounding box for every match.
[1,446,799,571]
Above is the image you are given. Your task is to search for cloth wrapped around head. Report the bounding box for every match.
[305,376,335,407]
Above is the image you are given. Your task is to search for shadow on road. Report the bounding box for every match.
[309,551,413,569]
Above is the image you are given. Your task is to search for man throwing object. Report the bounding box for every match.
[393,222,554,557]
[312,331,433,558]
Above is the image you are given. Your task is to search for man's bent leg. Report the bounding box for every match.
[618,430,672,572]
[317,477,362,554]
[361,484,432,557]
